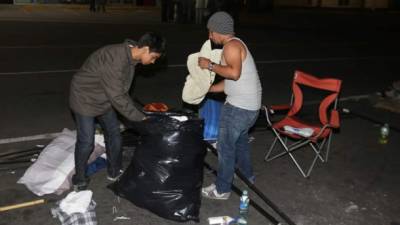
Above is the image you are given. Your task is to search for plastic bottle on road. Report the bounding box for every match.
[237,190,249,225]
[379,123,390,144]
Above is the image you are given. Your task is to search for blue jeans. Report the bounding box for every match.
[216,103,259,193]
[72,109,122,185]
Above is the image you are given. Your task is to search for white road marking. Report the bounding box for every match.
[0,45,97,49]
[339,94,370,101]
[0,42,370,49]
[0,132,62,145]
[303,94,370,106]
[1,55,396,75]
[0,54,387,143]
[0,94,370,145]
[256,56,388,64]
[0,69,78,75]
[167,56,392,68]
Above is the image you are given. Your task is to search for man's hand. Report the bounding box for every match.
[198,57,211,70]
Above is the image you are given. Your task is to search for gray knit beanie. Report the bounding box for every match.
[207,11,234,35]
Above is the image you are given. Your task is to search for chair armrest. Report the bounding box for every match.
[311,124,332,140]
[263,104,291,126]
[263,104,291,117]
[312,113,340,140]
[329,110,340,128]
[270,104,291,112]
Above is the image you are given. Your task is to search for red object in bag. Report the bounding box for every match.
[143,103,169,112]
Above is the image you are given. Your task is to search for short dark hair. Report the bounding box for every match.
[137,32,166,55]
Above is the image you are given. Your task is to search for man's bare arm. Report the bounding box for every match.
[198,41,243,80]
[209,80,225,93]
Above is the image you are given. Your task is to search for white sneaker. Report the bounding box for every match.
[107,169,124,182]
[201,183,230,200]
[202,183,216,193]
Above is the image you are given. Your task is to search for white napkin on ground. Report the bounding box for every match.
[59,190,93,215]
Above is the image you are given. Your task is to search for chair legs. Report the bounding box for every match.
[264,130,332,178]
[324,133,333,162]
[264,136,278,161]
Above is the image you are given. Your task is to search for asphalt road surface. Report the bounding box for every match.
[0,7,399,225]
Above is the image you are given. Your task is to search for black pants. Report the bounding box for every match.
[72,109,122,184]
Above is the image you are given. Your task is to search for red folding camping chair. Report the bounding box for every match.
[264,70,342,178]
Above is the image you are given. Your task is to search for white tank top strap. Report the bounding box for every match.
[222,37,248,64]
[223,37,262,111]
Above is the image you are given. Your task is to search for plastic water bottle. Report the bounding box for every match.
[379,123,390,144]
[237,190,250,225]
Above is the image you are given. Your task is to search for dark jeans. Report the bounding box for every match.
[72,109,122,185]
[215,103,259,193]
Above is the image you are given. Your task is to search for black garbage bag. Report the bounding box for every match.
[110,112,206,222]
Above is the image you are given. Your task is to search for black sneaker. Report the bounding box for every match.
[72,175,89,192]
[73,182,88,192]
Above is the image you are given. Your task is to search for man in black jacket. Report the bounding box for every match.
[69,32,166,191]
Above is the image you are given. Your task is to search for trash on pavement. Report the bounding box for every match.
[51,191,97,225]
[59,190,93,215]
[110,111,206,222]
[208,216,234,225]
[18,128,105,196]
[0,199,45,212]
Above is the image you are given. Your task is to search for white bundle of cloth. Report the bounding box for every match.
[51,190,97,225]
[182,39,222,105]
[59,190,93,215]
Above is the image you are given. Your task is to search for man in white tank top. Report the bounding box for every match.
[198,11,262,200]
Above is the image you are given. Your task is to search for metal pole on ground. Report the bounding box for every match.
[341,108,400,133]
[203,162,281,225]
[204,141,297,225]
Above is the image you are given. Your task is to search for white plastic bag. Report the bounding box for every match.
[18,128,105,196]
